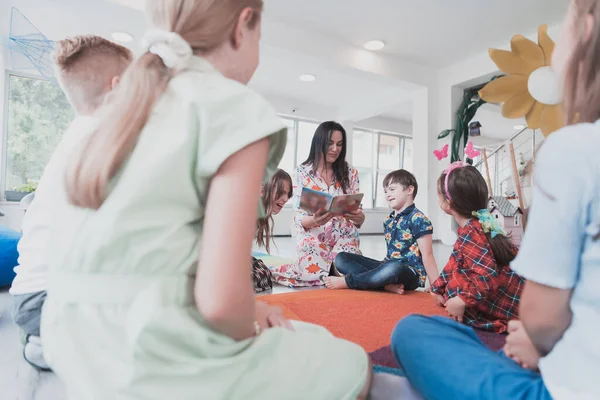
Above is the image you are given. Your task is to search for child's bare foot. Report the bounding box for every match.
[384,284,405,295]
[323,276,348,290]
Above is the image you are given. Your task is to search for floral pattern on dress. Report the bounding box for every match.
[270,164,361,287]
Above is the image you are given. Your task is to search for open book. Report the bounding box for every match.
[299,187,364,215]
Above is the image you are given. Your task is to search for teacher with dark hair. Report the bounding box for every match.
[270,121,365,287]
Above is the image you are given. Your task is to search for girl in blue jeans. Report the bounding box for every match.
[392,2,600,398]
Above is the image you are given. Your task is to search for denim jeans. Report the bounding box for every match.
[334,252,420,290]
[392,315,552,400]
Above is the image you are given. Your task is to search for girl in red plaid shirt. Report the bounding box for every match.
[430,164,524,333]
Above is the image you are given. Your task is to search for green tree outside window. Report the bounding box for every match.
[4,74,74,193]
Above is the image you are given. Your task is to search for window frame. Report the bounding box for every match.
[353,127,412,210]
[278,114,326,169]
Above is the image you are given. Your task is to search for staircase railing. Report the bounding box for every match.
[473,128,543,209]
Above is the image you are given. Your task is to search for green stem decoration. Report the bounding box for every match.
[438,86,490,162]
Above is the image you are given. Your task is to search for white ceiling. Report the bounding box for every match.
[264,0,568,66]
[0,0,565,138]
[249,46,411,115]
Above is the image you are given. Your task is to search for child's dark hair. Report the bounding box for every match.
[383,169,418,199]
[438,166,516,266]
[256,169,293,254]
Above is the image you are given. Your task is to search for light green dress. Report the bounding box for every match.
[41,56,368,400]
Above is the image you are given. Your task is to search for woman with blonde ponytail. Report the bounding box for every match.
[41,1,372,399]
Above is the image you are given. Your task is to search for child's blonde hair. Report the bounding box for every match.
[54,35,133,114]
[66,0,263,210]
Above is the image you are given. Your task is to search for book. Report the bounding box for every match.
[298,187,364,215]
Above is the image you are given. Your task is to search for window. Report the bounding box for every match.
[3,73,74,199]
[352,130,374,209]
[296,120,318,166]
[275,117,320,176]
[352,129,412,209]
[514,214,520,226]
[403,138,413,172]
[375,134,401,208]
[278,117,296,174]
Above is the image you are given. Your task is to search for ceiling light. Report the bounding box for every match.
[513,124,526,130]
[111,32,133,43]
[299,74,316,82]
[364,40,385,51]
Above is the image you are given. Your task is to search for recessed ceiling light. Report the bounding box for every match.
[364,40,385,51]
[513,124,526,130]
[299,74,316,82]
[111,32,133,43]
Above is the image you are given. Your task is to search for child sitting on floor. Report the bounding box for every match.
[325,169,438,294]
[9,35,132,370]
[41,2,373,398]
[393,3,600,397]
[252,168,292,292]
[429,163,524,333]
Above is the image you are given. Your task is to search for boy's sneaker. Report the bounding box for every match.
[23,335,51,371]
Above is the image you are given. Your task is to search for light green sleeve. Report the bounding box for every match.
[194,81,287,217]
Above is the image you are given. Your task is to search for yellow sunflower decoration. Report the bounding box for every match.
[479,25,563,136]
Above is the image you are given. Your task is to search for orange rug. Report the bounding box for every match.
[261,289,446,352]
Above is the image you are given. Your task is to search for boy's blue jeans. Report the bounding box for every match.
[334,252,420,290]
[392,315,552,400]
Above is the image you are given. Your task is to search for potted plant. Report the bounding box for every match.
[5,179,38,202]
[438,88,487,162]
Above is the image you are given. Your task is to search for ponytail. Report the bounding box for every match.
[485,233,517,267]
[66,53,172,209]
[65,0,265,210]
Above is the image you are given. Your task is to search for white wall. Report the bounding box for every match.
[356,115,412,135]
[0,203,25,231]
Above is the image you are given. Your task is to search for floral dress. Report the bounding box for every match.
[270,164,361,287]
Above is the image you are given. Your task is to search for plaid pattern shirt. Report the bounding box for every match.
[431,219,524,333]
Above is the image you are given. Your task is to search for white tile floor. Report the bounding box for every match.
[0,235,452,399]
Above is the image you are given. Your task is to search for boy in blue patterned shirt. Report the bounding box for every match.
[325,169,438,294]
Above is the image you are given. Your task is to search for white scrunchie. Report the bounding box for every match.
[140,29,192,70]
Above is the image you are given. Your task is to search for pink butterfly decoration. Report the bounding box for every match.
[433,144,449,161]
[464,142,481,159]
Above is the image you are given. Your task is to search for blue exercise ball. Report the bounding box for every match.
[0,225,21,287]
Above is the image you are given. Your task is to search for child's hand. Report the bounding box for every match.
[445,296,466,322]
[430,291,446,307]
[256,301,294,332]
[504,320,541,371]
